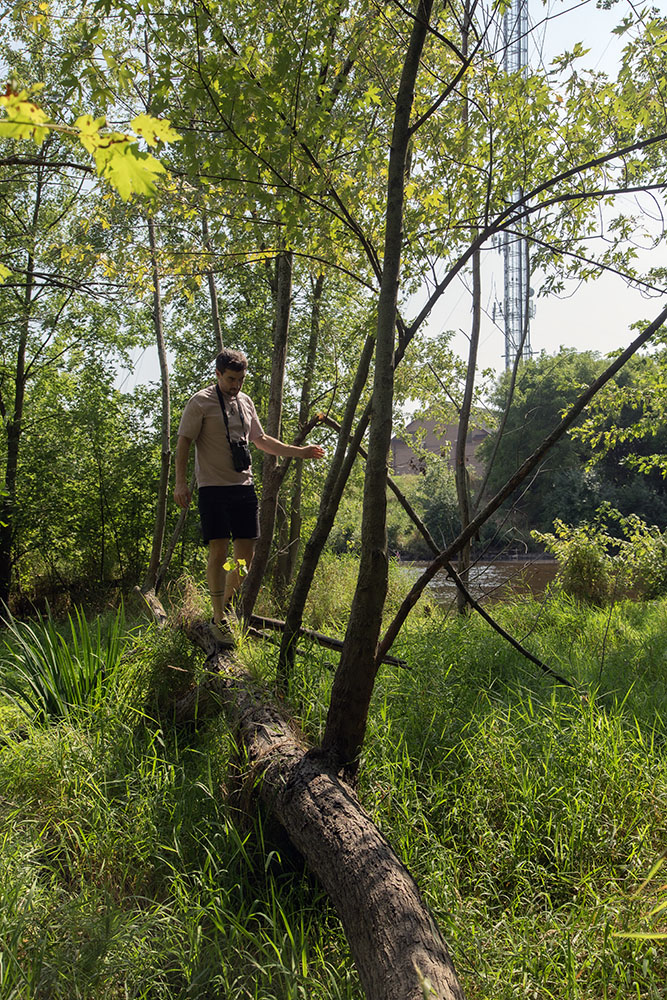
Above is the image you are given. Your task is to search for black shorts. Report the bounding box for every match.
[198,485,260,542]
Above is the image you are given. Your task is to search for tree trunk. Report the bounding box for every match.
[154,212,225,593]
[454,247,480,613]
[272,497,291,603]
[275,271,325,594]
[0,168,43,608]
[173,620,464,1000]
[240,250,293,617]
[277,334,375,686]
[453,0,476,614]
[0,294,30,608]
[142,216,172,592]
[202,212,224,353]
[322,0,434,774]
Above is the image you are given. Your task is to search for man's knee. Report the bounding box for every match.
[208,538,229,563]
[233,538,256,564]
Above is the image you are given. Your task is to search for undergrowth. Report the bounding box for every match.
[1,581,666,998]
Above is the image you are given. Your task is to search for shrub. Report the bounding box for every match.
[534,504,667,604]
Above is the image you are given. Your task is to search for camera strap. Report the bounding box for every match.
[215,385,247,447]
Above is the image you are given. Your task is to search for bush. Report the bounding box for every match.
[533,504,667,604]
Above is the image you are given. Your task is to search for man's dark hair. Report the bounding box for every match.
[216,348,248,373]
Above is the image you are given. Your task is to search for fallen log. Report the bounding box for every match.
[170,617,465,1000]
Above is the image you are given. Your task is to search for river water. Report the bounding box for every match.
[398,558,558,606]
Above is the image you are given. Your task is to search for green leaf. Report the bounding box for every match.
[131,113,182,147]
[0,90,50,144]
[96,145,166,200]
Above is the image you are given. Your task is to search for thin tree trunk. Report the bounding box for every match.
[141,216,171,592]
[0,169,43,608]
[277,334,375,688]
[454,247,480,613]
[154,211,225,592]
[240,250,293,618]
[322,0,434,775]
[154,211,225,593]
[453,0,477,614]
[273,498,291,603]
[279,272,325,591]
[202,212,224,353]
[155,471,196,594]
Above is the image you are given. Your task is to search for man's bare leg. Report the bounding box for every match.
[222,537,257,609]
[207,537,230,623]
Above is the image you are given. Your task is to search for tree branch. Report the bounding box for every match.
[378,299,667,660]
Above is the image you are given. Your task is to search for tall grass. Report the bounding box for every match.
[1,587,667,998]
[0,604,132,723]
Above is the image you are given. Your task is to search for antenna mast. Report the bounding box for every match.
[502,0,533,369]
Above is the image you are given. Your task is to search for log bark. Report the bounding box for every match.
[173,619,464,1000]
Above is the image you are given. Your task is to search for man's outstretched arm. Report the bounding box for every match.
[254,434,325,460]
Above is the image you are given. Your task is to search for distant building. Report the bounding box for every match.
[390,418,489,477]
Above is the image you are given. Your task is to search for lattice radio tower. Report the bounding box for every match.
[501,0,534,369]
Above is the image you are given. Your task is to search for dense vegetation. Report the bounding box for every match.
[480,351,667,547]
[1,566,666,999]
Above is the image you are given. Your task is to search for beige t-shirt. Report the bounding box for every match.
[178,385,265,487]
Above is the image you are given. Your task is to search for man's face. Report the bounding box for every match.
[216,367,246,396]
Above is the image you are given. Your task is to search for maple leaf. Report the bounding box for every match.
[96,145,166,200]
[130,113,181,148]
[0,90,50,143]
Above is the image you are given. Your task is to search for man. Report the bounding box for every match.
[174,348,324,644]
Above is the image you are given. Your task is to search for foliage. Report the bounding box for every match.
[258,587,667,996]
[328,459,462,560]
[0,83,180,204]
[0,603,132,722]
[292,550,413,633]
[11,358,158,598]
[481,349,667,543]
[533,504,667,604]
[574,340,667,479]
[1,590,667,997]
[409,458,463,551]
[533,517,617,605]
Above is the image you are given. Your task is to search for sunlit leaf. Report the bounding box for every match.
[131,113,182,148]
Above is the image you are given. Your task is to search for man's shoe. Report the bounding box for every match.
[210,618,235,648]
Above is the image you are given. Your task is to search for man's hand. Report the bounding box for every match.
[174,482,192,508]
[302,444,325,460]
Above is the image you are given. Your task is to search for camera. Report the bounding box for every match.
[230,438,251,472]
